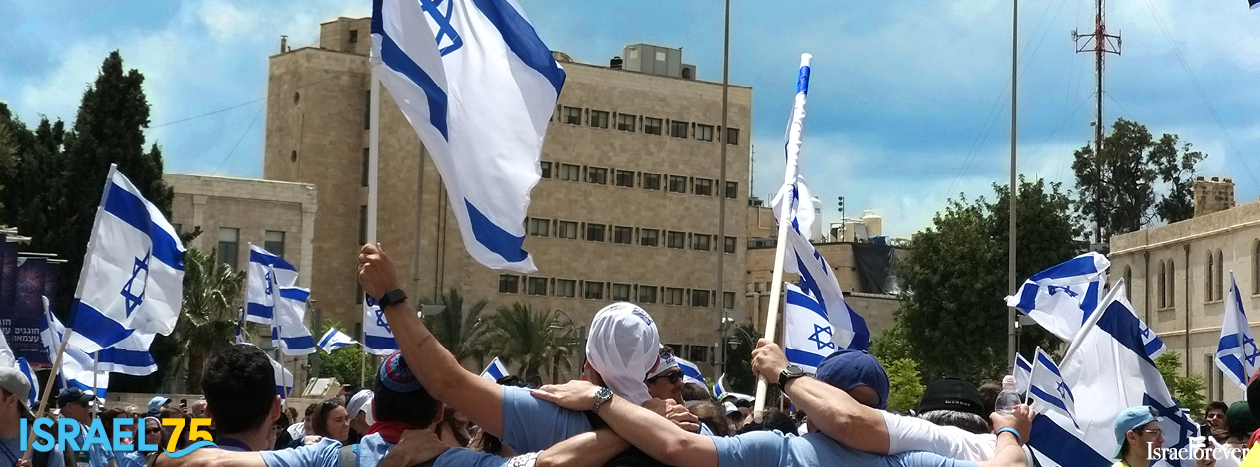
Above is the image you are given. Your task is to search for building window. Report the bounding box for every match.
[556,279,576,298]
[725,181,738,199]
[640,229,659,247]
[527,277,548,296]
[557,221,579,239]
[668,176,687,193]
[540,161,552,179]
[613,226,633,244]
[264,231,286,258]
[528,218,550,237]
[667,231,686,249]
[586,223,606,242]
[696,124,714,142]
[1207,252,1215,303]
[499,275,520,294]
[688,346,709,364]
[584,281,605,300]
[612,283,631,301]
[218,228,239,269]
[1159,260,1168,309]
[348,29,359,43]
[639,286,658,304]
[693,234,711,251]
[359,205,367,245]
[615,170,634,187]
[724,236,736,254]
[644,117,663,135]
[1216,249,1225,301]
[665,287,684,305]
[1167,259,1175,307]
[562,106,582,125]
[723,292,735,309]
[560,164,581,181]
[726,127,740,145]
[588,167,608,184]
[643,173,661,190]
[361,148,370,187]
[691,289,710,307]
[617,114,636,132]
[364,90,371,130]
[670,121,689,138]
[694,178,713,196]
[1123,266,1132,301]
[590,110,609,129]
[1254,239,1260,295]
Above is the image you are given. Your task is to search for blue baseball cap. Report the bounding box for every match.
[147,396,170,415]
[1112,405,1161,458]
[815,349,889,409]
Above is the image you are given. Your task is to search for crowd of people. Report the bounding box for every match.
[0,242,1242,467]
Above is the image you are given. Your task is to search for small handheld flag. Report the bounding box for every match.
[318,328,358,353]
[362,295,398,356]
[269,353,294,399]
[271,287,315,355]
[676,357,705,387]
[1013,353,1033,395]
[1216,271,1256,390]
[245,245,298,324]
[17,357,38,409]
[1027,348,1079,430]
[481,357,510,382]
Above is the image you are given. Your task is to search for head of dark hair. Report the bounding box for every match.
[1207,401,1229,417]
[681,383,712,403]
[687,401,731,437]
[919,410,991,435]
[304,403,318,419]
[373,378,442,428]
[737,410,798,435]
[495,375,530,389]
[310,398,345,437]
[202,344,276,434]
[977,380,1002,417]
[733,399,753,409]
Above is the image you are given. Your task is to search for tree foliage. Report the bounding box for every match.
[1155,351,1207,419]
[884,358,926,413]
[421,289,490,371]
[896,177,1081,383]
[173,247,245,392]
[722,323,759,395]
[1072,118,1206,244]
[481,303,578,384]
[311,320,370,387]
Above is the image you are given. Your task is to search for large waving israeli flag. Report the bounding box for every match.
[95,330,157,376]
[480,357,509,382]
[245,245,299,324]
[268,353,294,399]
[67,165,185,352]
[1028,347,1079,430]
[1006,252,1109,342]
[271,287,315,355]
[363,295,398,356]
[318,328,358,353]
[40,304,109,400]
[370,0,564,273]
[1028,282,1196,467]
[1216,272,1256,390]
[784,283,869,373]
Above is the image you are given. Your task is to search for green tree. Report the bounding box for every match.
[896,177,1080,382]
[482,303,578,383]
[1155,351,1207,418]
[421,289,489,371]
[310,320,370,387]
[869,322,914,364]
[722,323,759,395]
[1072,118,1206,244]
[884,358,926,413]
[169,247,246,393]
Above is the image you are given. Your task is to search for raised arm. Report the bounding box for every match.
[358,243,507,436]
[751,339,891,454]
[533,380,718,467]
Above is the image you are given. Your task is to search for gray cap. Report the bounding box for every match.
[0,366,35,419]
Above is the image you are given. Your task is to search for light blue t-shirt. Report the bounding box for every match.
[500,386,592,453]
[0,436,66,467]
[261,433,510,467]
[87,444,112,467]
[711,431,981,467]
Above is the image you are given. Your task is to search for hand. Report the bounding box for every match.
[532,380,601,412]
[16,459,31,467]
[751,339,789,382]
[990,405,1034,445]
[661,400,700,432]
[641,398,668,416]
[358,243,401,300]
[378,429,449,467]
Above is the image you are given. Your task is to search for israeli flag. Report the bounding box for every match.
[676,357,705,387]
[1252,0,1259,9]
[362,295,398,356]
[370,0,565,273]
[17,357,38,409]
[245,245,298,324]
[268,353,294,398]
[318,328,358,353]
[1216,271,1256,390]
[1028,347,1079,430]
[1027,282,1197,467]
[39,304,108,400]
[480,357,509,382]
[1006,252,1109,342]
[271,287,315,355]
[68,165,186,352]
[1014,353,1033,394]
[783,282,869,374]
[95,331,157,376]
[714,374,728,400]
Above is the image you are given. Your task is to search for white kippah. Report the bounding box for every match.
[584,302,660,405]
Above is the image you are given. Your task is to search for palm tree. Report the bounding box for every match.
[173,247,245,392]
[421,289,490,370]
[482,303,578,383]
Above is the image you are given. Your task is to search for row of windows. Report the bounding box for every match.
[210,227,287,270]
[526,218,736,253]
[1146,240,1260,311]
[556,106,740,145]
[540,162,738,199]
[498,275,736,308]
[664,343,709,365]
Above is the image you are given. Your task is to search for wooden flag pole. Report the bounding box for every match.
[24,328,74,462]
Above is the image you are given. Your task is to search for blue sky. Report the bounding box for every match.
[3,0,1259,238]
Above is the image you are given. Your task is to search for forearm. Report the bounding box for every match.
[783,377,890,454]
[979,433,1026,467]
[535,428,631,467]
[154,449,266,467]
[599,397,717,467]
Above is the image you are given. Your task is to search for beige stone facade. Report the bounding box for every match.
[1195,176,1237,218]
[262,18,752,377]
[1110,198,1260,403]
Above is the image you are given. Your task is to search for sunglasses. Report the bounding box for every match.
[647,370,684,384]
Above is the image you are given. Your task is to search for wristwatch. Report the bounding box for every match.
[377,288,408,308]
[778,364,807,387]
[591,386,614,413]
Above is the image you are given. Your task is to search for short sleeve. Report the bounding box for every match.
[712,431,785,467]
[432,448,510,467]
[500,386,592,453]
[894,451,980,467]
[48,448,66,467]
[260,438,343,467]
[881,411,993,461]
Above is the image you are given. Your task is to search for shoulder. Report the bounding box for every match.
[433,448,511,467]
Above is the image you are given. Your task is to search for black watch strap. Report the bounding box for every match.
[378,288,407,308]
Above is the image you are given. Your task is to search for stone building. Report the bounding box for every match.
[262,17,752,377]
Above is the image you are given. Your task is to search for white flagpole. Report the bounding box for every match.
[24,328,73,462]
[1059,277,1125,365]
[363,64,382,388]
[754,53,812,415]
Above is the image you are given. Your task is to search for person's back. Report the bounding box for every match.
[714,430,977,467]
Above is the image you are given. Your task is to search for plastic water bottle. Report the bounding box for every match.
[995,375,1021,414]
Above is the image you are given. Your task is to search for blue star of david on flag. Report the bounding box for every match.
[362,294,398,356]
[120,250,150,317]
[808,324,835,351]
